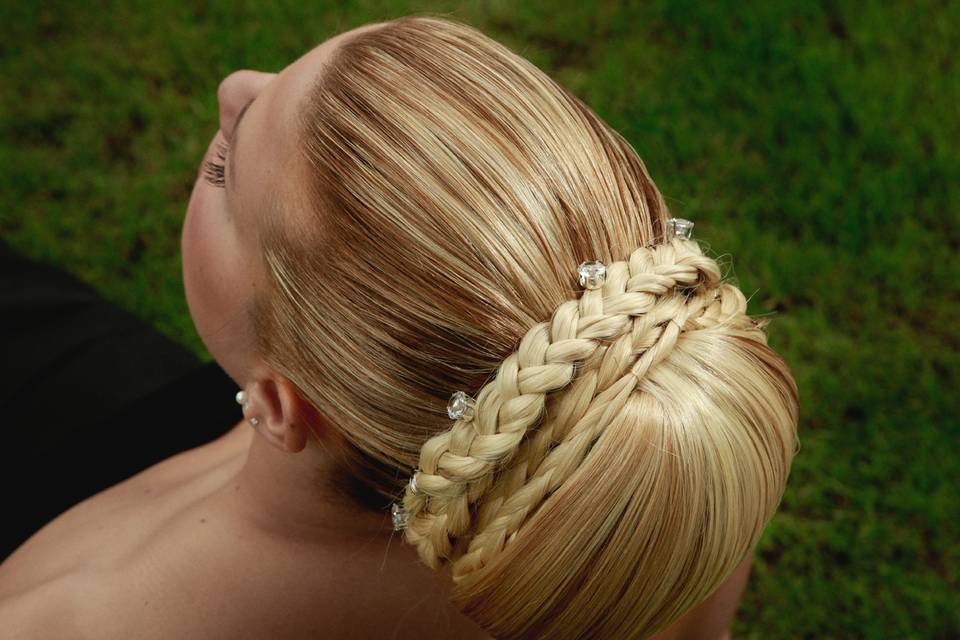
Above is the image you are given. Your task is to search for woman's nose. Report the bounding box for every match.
[217,70,276,135]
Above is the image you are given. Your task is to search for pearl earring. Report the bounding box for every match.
[235,389,259,426]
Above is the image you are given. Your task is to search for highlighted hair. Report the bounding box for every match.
[250,14,799,640]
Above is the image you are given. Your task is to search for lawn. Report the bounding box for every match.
[1,1,957,637]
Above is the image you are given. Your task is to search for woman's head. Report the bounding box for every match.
[183,14,799,640]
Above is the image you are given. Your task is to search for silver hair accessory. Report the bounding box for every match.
[392,467,419,531]
[447,390,477,421]
[391,221,699,532]
[235,389,259,426]
[578,261,606,290]
[391,502,409,531]
[666,217,694,239]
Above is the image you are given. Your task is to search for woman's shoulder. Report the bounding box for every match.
[0,420,492,639]
[0,423,255,638]
[0,505,492,640]
[0,502,301,639]
[20,542,491,640]
[0,572,85,639]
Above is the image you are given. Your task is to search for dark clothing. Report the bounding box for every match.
[0,240,241,561]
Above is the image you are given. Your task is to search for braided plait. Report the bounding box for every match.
[399,236,744,575]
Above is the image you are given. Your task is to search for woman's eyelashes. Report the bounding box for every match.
[202,139,230,188]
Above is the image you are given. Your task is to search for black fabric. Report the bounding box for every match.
[0,240,242,561]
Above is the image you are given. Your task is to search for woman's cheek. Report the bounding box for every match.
[181,179,250,371]
[183,181,227,326]
[182,184,210,328]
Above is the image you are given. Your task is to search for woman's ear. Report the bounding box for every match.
[246,375,317,454]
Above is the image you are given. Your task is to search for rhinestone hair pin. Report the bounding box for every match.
[577,260,606,290]
[391,502,409,530]
[447,390,477,421]
[392,218,696,532]
[666,217,694,239]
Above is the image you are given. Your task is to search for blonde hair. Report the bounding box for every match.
[250,14,800,640]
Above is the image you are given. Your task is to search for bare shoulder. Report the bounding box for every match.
[0,564,260,640]
[5,527,486,640]
[0,542,275,640]
[0,544,494,640]
[0,574,87,640]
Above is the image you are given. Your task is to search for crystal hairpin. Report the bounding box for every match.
[447,390,477,421]
[578,261,606,290]
[666,217,694,239]
[391,502,409,531]
[392,467,420,531]
[390,469,419,531]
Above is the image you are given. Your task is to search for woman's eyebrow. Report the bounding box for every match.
[228,99,254,189]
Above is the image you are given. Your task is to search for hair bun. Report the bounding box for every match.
[399,234,759,575]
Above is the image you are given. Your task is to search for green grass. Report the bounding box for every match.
[1,1,957,637]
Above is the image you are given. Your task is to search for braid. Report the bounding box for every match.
[399,235,752,577]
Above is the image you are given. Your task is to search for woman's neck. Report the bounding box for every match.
[202,426,494,640]
[219,429,396,545]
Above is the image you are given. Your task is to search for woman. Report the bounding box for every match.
[0,15,799,639]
